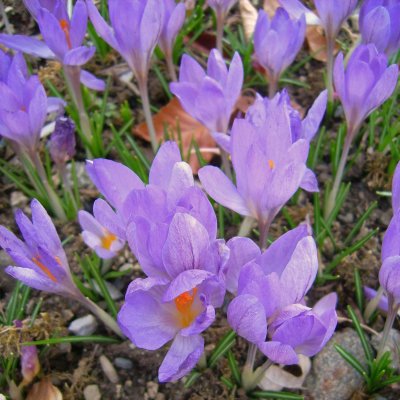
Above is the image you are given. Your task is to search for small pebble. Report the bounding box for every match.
[92,281,123,300]
[114,357,133,370]
[68,315,98,336]
[84,385,101,400]
[10,191,28,209]
[120,263,134,272]
[146,381,159,399]
[100,355,119,384]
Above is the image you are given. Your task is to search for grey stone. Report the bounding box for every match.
[92,281,123,300]
[305,328,365,400]
[146,381,159,399]
[0,250,12,268]
[10,191,28,209]
[100,355,119,384]
[114,357,133,370]
[84,384,101,400]
[371,329,400,369]
[66,161,92,188]
[68,314,98,336]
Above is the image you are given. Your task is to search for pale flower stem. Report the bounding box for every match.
[326,36,335,104]
[324,131,353,219]
[216,12,224,54]
[59,163,79,213]
[268,75,278,99]
[364,286,385,321]
[377,297,399,360]
[220,148,232,181]
[166,49,178,82]
[78,295,124,338]
[31,152,67,221]
[138,79,158,153]
[0,0,12,34]
[238,216,255,237]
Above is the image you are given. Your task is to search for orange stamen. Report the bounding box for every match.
[268,159,276,169]
[101,232,117,250]
[32,256,57,283]
[174,288,198,328]
[59,19,72,49]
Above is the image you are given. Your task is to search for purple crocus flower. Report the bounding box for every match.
[0,199,80,297]
[227,225,337,365]
[0,52,61,155]
[170,49,243,137]
[198,91,319,241]
[160,0,186,81]
[334,44,399,135]
[0,0,103,91]
[254,8,306,97]
[359,0,400,57]
[21,345,40,385]
[118,212,228,382]
[49,117,76,166]
[364,286,389,313]
[79,199,125,259]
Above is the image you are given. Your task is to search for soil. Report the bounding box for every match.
[0,2,399,400]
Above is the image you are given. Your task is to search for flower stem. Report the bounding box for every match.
[324,131,353,219]
[364,286,384,321]
[0,0,12,34]
[30,151,67,221]
[326,36,335,105]
[377,297,399,360]
[220,148,232,181]
[63,66,93,148]
[138,78,158,153]
[77,294,124,338]
[59,163,79,214]
[238,216,255,237]
[268,75,278,99]
[166,49,177,82]
[216,11,224,54]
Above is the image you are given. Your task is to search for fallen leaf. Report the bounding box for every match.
[259,355,311,391]
[133,97,216,172]
[26,377,63,400]
[263,0,280,17]
[239,0,258,41]
[306,26,340,62]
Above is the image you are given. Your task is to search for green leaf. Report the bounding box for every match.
[23,335,120,346]
[184,371,202,388]
[208,330,236,368]
[250,390,304,399]
[335,344,368,379]
[227,350,241,385]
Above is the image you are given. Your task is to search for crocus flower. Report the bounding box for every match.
[359,0,400,57]
[208,0,237,52]
[170,49,243,137]
[364,286,389,313]
[0,52,62,156]
[79,199,125,259]
[118,212,228,382]
[227,225,337,365]
[254,8,306,97]
[198,91,319,243]
[0,0,103,91]
[0,199,80,297]
[49,117,76,166]
[159,0,186,81]
[21,346,40,386]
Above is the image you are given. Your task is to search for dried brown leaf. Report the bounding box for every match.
[263,0,280,17]
[306,26,340,62]
[27,378,63,400]
[239,0,258,41]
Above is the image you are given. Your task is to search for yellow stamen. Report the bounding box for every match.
[59,19,72,49]
[268,159,276,169]
[32,256,57,282]
[101,232,117,250]
[174,288,198,328]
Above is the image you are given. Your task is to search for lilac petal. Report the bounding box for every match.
[86,159,144,209]
[177,54,206,85]
[93,198,125,239]
[63,46,96,66]
[212,132,231,153]
[278,0,316,22]
[198,166,250,216]
[165,3,186,52]
[364,286,388,313]
[224,237,260,294]
[79,210,104,237]
[80,69,106,91]
[333,53,345,101]
[158,334,204,382]
[28,85,47,138]
[393,162,400,212]
[86,0,119,49]
[163,269,214,302]
[180,305,215,336]
[162,213,209,278]
[301,90,327,141]
[379,256,400,301]
[167,162,194,207]
[0,226,30,257]
[207,49,228,84]
[149,141,181,189]
[70,0,88,47]
[0,34,55,58]
[300,168,319,192]
[258,341,299,365]
[225,52,244,106]
[117,280,178,350]
[382,211,400,260]
[361,7,391,52]
[227,294,267,344]
[47,97,66,114]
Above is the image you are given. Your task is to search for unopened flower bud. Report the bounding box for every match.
[49,117,76,166]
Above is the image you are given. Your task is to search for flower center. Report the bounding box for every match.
[101,232,117,250]
[59,19,72,49]
[32,256,57,282]
[174,288,198,328]
[268,159,276,169]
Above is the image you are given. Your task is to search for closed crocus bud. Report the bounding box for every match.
[334,44,399,137]
[208,0,237,16]
[254,8,306,96]
[21,345,40,386]
[359,0,400,57]
[49,117,76,166]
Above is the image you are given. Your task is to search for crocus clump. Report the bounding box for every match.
[359,0,400,57]
[171,49,243,136]
[86,0,164,151]
[199,90,323,246]
[159,0,186,82]
[253,8,306,97]
[227,225,337,389]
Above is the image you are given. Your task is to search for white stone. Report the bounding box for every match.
[84,385,101,400]
[68,314,98,336]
